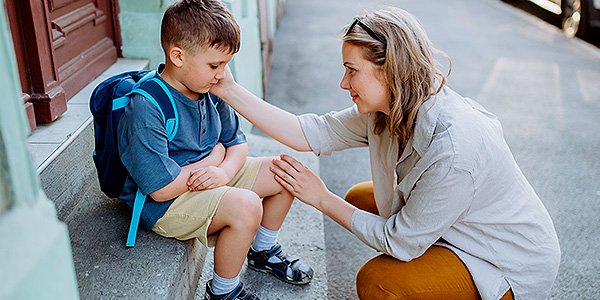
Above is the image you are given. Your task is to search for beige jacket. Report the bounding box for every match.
[298,86,560,300]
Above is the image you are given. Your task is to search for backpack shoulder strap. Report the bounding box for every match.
[124,72,179,247]
[207,93,220,109]
[130,75,179,141]
[126,189,146,247]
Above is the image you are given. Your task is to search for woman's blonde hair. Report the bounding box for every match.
[342,7,449,148]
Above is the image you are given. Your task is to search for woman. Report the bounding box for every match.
[210,7,561,300]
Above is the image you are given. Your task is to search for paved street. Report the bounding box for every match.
[260,0,600,299]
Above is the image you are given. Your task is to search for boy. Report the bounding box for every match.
[116,1,313,299]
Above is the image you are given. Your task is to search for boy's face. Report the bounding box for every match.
[178,46,234,96]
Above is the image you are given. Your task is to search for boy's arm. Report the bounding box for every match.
[149,143,226,202]
[187,142,248,191]
[218,142,248,179]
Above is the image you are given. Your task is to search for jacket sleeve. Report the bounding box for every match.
[350,164,475,261]
[297,105,369,156]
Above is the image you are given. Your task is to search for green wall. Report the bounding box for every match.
[119,0,175,71]
[119,0,264,97]
[119,0,266,131]
[0,2,79,299]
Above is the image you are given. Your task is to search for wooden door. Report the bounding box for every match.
[6,0,119,126]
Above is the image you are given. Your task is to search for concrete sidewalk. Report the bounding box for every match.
[27,0,600,299]
[261,0,600,299]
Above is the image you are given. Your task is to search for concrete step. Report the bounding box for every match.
[34,58,328,300]
[66,176,206,299]
[194,133,328,300]
[36,59,206,299]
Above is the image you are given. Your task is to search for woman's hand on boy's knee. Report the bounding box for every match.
[271,154,330,208]
[187,166,229,191]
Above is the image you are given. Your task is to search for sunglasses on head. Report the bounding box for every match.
[345,17,387,44]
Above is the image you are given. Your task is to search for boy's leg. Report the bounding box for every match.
[204,188,263,299]
[207,188,263,278]
[245,157,313,285]
[250,157,295,230]
[152,186,262,297]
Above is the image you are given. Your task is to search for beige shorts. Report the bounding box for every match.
[152,157,263,247]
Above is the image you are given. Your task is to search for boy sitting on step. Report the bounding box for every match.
[117,1,313,299]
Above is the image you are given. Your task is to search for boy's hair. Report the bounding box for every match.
[161,0,240,55]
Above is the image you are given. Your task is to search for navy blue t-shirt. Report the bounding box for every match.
[117,73,246,230]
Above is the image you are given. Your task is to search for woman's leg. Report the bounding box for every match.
[356,247,481,300]
[345,182,513,300]
[344,181,378,215]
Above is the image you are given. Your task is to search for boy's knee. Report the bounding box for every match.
[232,190,262,227]
[262,157,281,183]
[254,157,294,198]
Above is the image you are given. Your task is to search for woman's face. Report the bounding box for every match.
[340,43,391,115]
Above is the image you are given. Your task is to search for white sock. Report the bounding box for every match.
[252,225,279,252]
[252,225,293,278]
[211,271,239,295]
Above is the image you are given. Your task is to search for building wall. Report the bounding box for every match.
[118,0,173,72]
[0,2,79,299]
[118,0,282,132]
[118,0,275,98]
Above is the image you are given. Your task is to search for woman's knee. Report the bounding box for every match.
[345,181,378,214]
[357,254,432,300]
[356,254,402,299]
[356,249,481,300]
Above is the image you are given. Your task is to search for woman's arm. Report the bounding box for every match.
[350,165,474,261]
[210,67,311,152]
[271,154,357,230]
[271,153,474,262]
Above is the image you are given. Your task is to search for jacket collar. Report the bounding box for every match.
[407,86,445,158]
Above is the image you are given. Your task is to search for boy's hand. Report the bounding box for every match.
[187,166,230,191]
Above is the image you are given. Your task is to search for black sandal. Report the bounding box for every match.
[204,280,259,300]
[247,243,313,285]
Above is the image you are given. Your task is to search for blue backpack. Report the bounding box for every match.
[90,69,179,247]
